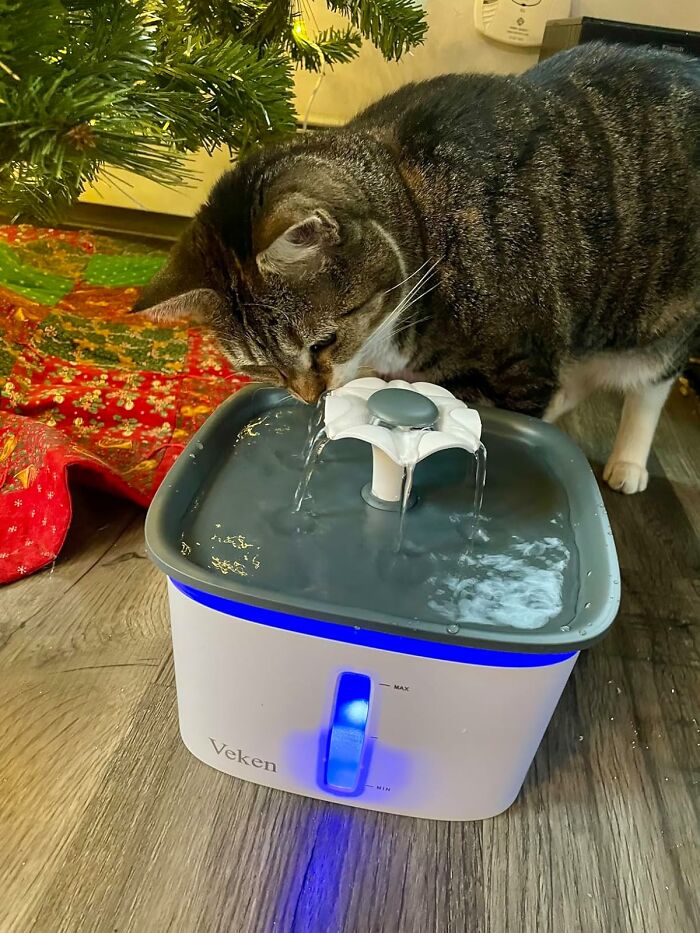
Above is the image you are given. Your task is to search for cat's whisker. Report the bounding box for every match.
[391,311,433,338]
[367,265,439,349]
[382,258,433,297]
[242,300,287,317]
[362,267,440,359]
[391,259,440,308]
[394,282,439,321]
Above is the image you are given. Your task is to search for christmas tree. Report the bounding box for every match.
[0,0,427,221]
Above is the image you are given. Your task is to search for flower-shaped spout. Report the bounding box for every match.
[324,378,482,506]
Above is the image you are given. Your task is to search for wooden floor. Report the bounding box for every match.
[1,388,698,933]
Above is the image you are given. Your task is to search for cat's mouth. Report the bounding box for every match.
[284,359,383,403]
[286,371,326,404]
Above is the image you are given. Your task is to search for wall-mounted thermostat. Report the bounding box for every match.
[474,0,571,48]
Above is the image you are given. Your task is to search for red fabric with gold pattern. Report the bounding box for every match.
[0,225,246,584]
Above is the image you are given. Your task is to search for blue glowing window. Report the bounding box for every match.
[325,672,371,793]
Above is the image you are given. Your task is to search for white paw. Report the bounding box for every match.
[603,459,649,495]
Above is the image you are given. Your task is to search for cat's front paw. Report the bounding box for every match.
[603,459,649,494]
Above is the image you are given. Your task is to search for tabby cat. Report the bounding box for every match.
[134,43,699,494]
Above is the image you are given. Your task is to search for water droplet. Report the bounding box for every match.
[446,624,459,634]
[584,601,591,609]
[560,624,571,632]
[586,570,592,577]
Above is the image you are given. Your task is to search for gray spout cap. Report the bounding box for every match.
[367,387,439,428]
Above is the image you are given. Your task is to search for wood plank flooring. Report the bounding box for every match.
[1,388,698,933]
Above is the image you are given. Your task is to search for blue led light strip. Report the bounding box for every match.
[170,580,576,668]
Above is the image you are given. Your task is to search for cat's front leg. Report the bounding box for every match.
[602,377,674,494]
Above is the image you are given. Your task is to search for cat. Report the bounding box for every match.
[133,42,699,495]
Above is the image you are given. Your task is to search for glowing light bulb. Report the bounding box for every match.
[292,10,307,39]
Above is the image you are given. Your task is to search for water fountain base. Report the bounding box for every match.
[361,483,417,512]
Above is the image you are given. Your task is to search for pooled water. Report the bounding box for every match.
[182,403,581,635]
[428,532,569,630]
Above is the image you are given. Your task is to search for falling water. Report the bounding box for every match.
[303,392,327,459]
[470,442,487,540]
[395,463,416,552]
[294,432,329,512]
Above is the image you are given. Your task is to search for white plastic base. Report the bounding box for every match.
[167,581,578,821]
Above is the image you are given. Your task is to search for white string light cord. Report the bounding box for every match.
[303,54,326,131]
[293,0,326,131]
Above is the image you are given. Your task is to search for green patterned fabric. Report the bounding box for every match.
[84,254,166,287]
[33,311,188,372]
[0,242,73,305]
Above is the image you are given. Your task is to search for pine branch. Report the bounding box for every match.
[151,23,296,150]
[0,0,65,68]
[326,0,426,60]
[290,25,362,72]
[180,0,267,34]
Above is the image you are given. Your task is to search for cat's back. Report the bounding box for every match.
[348,71,513,153]
[349,43,699,161]
[528,41,699,99]
[525,43,698,152]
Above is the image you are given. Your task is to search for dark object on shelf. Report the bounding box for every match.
[540,17,700,62]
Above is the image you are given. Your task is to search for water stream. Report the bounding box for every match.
[294,431,329,512]
[471,443,487,540]
[396,462,416,552]
[303,392,327,458]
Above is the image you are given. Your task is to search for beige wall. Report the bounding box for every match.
[80,0,698,217]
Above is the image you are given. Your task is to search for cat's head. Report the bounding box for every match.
[132,139,420,402]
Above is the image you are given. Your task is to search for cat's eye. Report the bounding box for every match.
[310,333,337,354]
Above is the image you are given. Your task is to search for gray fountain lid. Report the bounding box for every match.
[145,385,621,654]
[367,387,439,428]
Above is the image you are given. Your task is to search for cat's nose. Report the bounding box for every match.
[287,372,325,404]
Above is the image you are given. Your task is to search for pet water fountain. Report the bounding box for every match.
[146,378,620,821]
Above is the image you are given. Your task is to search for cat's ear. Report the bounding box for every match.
[256,209,340,280]
[130,220,228,322]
